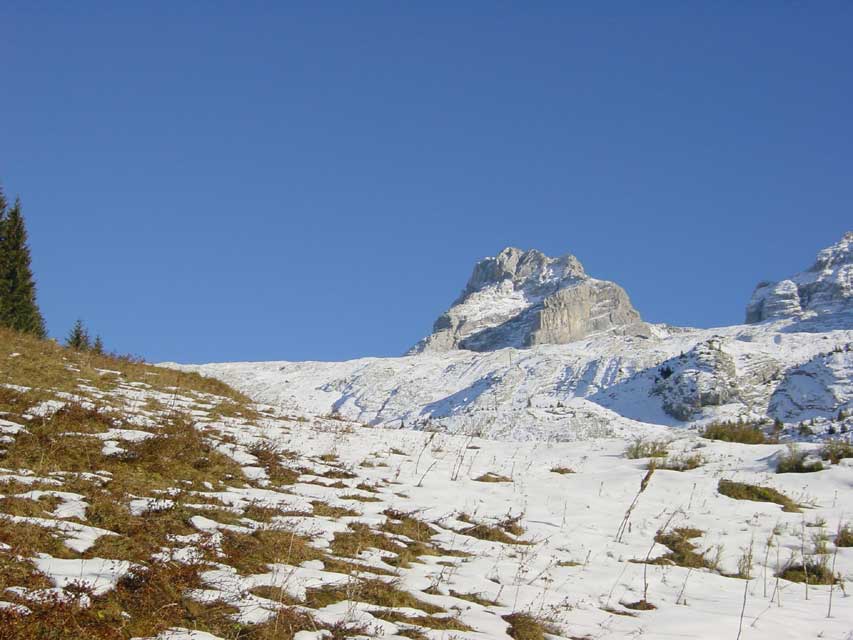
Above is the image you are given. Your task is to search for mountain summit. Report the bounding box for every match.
[746,231,853,324]
[410,246,649,353]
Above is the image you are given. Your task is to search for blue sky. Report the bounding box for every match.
[1,3,850,363]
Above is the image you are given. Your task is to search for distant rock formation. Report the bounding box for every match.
[410,247,649,353]
[746,231,853,323]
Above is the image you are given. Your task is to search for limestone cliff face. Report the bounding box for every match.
[529,279,647,346]
[410,247,649,354]
[746,232,853,323]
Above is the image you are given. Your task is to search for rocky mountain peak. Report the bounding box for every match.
[462,247,586,298]
[746,231,853,324]
[410,247,648,354]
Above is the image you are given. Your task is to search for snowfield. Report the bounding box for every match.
[174,317,853,442]
[161,415,853,640]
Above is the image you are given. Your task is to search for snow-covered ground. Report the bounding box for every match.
[3,338,853,638]
[173,317,853,441]
[164,414,853,640]
[12,404,850,639]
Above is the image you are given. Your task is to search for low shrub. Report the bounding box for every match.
[777,559,837,585]
[473,472,512,483]
[702,421,768,444]
[502,612,560,640]
[651,453,704,471]
[835,524,853,547]
[776,445,824,474]
[549,465,575,474]
[459,515,530,545]
[647,527,712,569]
[371,610,472,631]
[820,439,853,464]
[625,438,668,459]
[306,578,444,613]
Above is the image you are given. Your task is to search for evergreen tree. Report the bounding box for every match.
[0,191,46,337]
[93,335,105,355]
[66,319,91,351]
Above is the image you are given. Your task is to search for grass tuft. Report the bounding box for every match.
[473,472,512,483]
[820,439,853,464]
[549,465,575,474]
[717,479,800,512]
[625,438,668,459]
[650,453,704,471]
[647,527,712,569]
[502,612,560,640]
[777,560,837,585]
[702,421,768,444]
[776,445,824,474]
[836,524,853,547]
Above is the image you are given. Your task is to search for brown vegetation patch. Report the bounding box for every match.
[473,472,512,483]
[502,612,560,639]
[306,578,444,613]
[717,479,800,512]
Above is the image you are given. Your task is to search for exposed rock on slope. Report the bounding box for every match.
[769,347,853,422]
[746,231,853,323]
[411,247,649,353]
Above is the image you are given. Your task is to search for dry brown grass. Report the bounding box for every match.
[0,326,252,404]
[502,612,559,639]
[321,468,357,480]
[248,441,300,486]
[340,493,382,503]
[836,524,853,547]
[702,421,769,444]
[549,465,575,474]
[625,438,668,459]
[311,501,359,518]
[381,508,438,542]
[821,440,853,464]
[306,577,444,613]
[449,589,498,606]
[0,517,78,558]
[777,559,837,585]
[330,521,465,568]
[717,479,800,512]
[646,527,713,569]
[0,560,244,640]
[459,514,529,545]
[372,609,472,631]
[776,445,824,474]
[651,453,704,472]
[219,528,324,575]
[473,472,512,483]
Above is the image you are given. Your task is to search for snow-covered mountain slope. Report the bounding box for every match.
[410,247,648,354]
[174,320,853,440]
[174,233,853,442]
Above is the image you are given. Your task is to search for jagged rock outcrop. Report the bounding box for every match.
[746,231,853,323]
[651,338,741,421]
[410,247,649,353]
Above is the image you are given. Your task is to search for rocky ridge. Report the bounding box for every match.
[746,231,853,323]
[410,247,649,354]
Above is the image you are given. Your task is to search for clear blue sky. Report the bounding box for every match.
[1,3,850,363]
